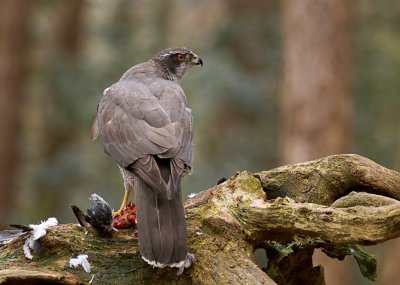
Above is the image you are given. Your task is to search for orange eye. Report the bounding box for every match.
[177,54,186,62]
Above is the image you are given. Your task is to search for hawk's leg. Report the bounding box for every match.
[113,189,131,217]
[113,166,135,217]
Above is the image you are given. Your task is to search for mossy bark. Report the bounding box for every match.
[1,154,399,284]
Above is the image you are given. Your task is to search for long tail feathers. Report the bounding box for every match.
[134,158,188,267]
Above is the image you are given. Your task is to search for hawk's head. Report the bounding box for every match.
[151,47,203,81]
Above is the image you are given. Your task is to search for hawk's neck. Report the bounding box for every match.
[120,61,179,82]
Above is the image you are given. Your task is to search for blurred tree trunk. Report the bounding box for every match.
[51,0,85,57]
[380,137,400,285]
[0,0,30,227]
[281,0,352,164]
[37,0,85,155]
[30,0,86,217]
[379,133,400,285]
[379,238,400,285]
[281,0,352,284]
[43,0,85,149]
[226,0,268,72]
[131,0,172,54]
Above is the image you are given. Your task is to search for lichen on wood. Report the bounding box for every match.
[0,154,399,285]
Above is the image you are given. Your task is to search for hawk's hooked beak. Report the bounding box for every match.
[191,53,203,67]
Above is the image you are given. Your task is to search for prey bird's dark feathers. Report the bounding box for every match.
[71,193,115,235]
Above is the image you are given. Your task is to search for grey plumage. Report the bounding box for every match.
[86,194,114,232]
[0,230,28,245]
[71,193,115,235]
[92,47,202,268]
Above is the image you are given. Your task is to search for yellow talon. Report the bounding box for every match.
[113,190,131,217]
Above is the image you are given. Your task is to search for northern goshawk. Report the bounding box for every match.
[91,47,202,268]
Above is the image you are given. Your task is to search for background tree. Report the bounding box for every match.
[0,0,30,227]
[281,0,352,284]
[281,0,352,164]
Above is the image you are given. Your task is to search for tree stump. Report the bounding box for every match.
[1,154,399,284]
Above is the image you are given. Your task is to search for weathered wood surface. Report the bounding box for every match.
[0,154,399,284]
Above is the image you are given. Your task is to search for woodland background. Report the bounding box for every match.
[0,1,399,284]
